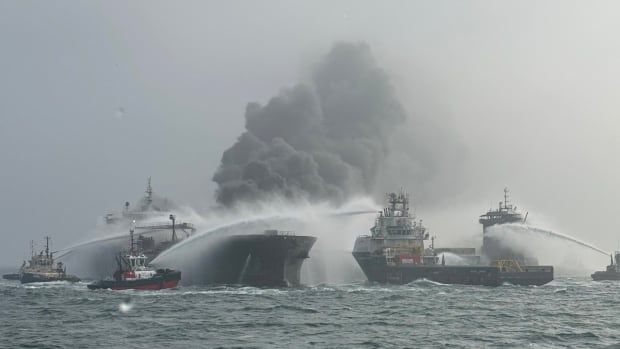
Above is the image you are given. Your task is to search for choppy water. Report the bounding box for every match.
[1,278,620,348]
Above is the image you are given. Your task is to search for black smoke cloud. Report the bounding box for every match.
[212,42,464,206]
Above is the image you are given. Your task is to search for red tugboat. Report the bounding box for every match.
[87,227,181,290]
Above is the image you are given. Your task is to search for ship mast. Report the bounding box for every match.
[145,176,153,207]
[45,236,50,258]
[129,221,136,254]
[169,214,177,243]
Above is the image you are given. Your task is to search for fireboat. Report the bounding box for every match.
[87,225,181,290]
[592,251,620,281]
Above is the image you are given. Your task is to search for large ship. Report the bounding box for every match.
[352,191,553,286]
[63,178,318,287]
[104,177,197,263]
[591,252,620,281]
[179,229,317,287]
[2,237,80,284]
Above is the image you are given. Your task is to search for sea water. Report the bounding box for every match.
[2,278,620,348]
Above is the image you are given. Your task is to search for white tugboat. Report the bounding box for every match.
[3,237,81,283]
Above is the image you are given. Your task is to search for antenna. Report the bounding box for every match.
[504,187,509,208]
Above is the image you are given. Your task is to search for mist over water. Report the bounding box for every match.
[485,223,610,275]
[150,197,378,285]
[55,196,378,284]
[19,39,613,284]
[439,252,468,266]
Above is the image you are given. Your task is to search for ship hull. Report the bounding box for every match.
[181,234,317,287]
[87,270,181,290]
[20,272,80,284]
[499,267,553,286]
[354,252,501,286]
[591,271,620,281]
[2,273,20,281]
[353,253,553,286]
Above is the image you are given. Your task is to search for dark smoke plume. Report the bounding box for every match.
[213,42,464,206]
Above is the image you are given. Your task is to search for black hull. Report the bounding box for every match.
[2,273,20,280]
[591,271,620,281]
[353,253,553,286]
[20,273,80,284]
[498,267,554,286]
[87,270,181,290]
[180,234,317,287]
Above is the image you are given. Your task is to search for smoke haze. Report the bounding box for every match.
[2,2,620,273]
[212,42,463,207]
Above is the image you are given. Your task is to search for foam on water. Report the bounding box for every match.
[485,222,610,275]
[7,277,620,348]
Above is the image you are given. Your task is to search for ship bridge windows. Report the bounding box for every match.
[388,228,414,236]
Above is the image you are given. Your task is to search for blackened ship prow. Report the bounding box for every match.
[184,230,317,287]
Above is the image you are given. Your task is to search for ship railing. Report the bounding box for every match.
[491,259,523,272]
[263,230,296,236]
[135,222,196,231]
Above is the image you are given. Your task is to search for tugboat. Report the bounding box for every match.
[87,227,181,290]
[591,252,620,281]
[2,237,80,283]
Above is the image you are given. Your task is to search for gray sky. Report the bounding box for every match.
[1,1,620,266]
